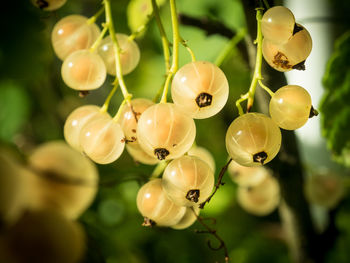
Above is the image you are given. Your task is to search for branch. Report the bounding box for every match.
[199,158,232,209]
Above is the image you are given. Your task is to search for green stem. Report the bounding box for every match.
[245,8,264,113]
[151,0,171,72]
[160,0,180,103]
[150,161,168,179]
[104,0,133,105]
[100,80,119,113]
[262,0,270,9]
[112,99,127,122]
[258,79,274,97]
[215,28,247,67]
[87,6,105,24]
[235,93,249,116]
[181,38,196,62]
[89,23,108,53]
[128,13,154,41]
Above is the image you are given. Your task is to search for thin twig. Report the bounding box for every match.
[199,158,232,209]
[192,208,229,263]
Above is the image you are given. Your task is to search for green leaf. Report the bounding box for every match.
[0,80,31,142]
[320,31,350,166]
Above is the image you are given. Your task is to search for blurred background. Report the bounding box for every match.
[0,0,350,262]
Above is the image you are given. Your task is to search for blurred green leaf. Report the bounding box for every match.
[320,31,350,166]
[0,80,31,142]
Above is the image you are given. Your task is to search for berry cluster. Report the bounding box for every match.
[226,6,317,168]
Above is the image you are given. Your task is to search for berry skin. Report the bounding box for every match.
[32,0,67,11]
[162,155,215,206]
[171,61,229,119]
[269,85,312,130]
[51,15,100,60]
[118,98,154,147]
[228,159,270,187]
[262,24,312,72]
[225,113,282,166]
[137,103,196,161]
[172,206,199,230]
[136,179,186,227]
[64,105,108,152]
[126,144,159,165]
[304,173,344,209]
[188,145,216,172]
[237,175,280,216]
[0,152,27,224]
[99,33,140,75]
[79,115,125,164]
[261,6,295,45]
[61,50,107,91]
[27,141,98,219]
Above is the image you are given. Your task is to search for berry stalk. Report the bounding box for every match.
[160,0,180,103]
[104,0,132,104]
[151,0,171,72]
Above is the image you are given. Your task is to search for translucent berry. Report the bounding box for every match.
[269,85,312,130]
[27,141,98,219]
[171,61,229,119]
[64,105,108,151]
[126,144,159,165]
[136,179,186,227]
[188,145,216,172]
[262,24,312,72]
[172,206,199,230]
[51,15,100,60]
[61,50,107,91]
[261,6,295,45]
[162,155,215,206]
[99,33,140,75]
[225,113,282,166]
[118,98,154,147]
[137,103,196,161]
[304,173,344,209]
[228,159,270,187]
[237,175,280,216]
[79,114,125,164]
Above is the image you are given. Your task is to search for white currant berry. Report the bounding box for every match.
[172,206,199,230]
[27,141,98,219]
[126,144,159,165]
[228,159,270,187]
[171,61,229,119]
[137,103,196,161]
[118,98,154,147]
[136,179,186,227]
[262,24,312,72]
[162,155,215,206]
[188,145,216,172]
[79,115,125,164]
[51,15,100,60]
[98,33,140,75]
[237,175,280,216]
[304,173,344,209]
[64,105,108,151]
[225,113,282,166]
[261,6,295,45]
[269,85,312,130]
[61,50,107,91]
